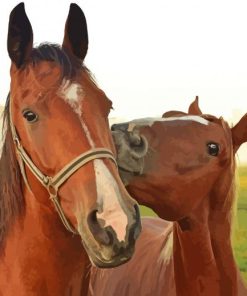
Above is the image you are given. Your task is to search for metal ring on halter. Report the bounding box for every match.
[47,184,57,198]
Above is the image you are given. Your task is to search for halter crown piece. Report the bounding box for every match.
[9,96,117,234]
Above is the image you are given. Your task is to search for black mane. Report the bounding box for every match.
[30,43,82,79]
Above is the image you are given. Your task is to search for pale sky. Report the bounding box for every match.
[0,0,247,163]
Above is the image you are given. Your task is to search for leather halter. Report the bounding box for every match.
[9,98,117,234]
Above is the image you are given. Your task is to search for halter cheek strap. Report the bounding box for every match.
[9,98,117,234]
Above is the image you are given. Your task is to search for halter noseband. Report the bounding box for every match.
[9,97,117,234]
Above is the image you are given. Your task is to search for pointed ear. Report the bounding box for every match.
[231,113,247,152]
[7,3,33,68]
[62,3,88,61]
[188,96,202,115]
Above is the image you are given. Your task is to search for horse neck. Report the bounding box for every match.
[2,187,90,295]
[172,177,238,296]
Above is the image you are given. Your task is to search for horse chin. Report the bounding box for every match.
[78,229,135,268]
[81,238,134,268]
[89,252,132,268]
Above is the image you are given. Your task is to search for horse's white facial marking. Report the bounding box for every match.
[163,115,209,125]
[127,116,209,132]
[58,80,85,116]
[59,80,95,147]
[80,120,95,148]
[59,80,128,242]
[94,159,128,242]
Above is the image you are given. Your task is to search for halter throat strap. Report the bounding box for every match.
[9,98,117,234]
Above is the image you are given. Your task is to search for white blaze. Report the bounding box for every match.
[94,159,128,242]
[127,115,209,131]
[59,80,128,242]
[59,81,85,116]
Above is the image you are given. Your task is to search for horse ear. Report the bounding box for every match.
[188,96,202,115]
[62,3,88,61]
[7,3,33,68]
[231,114,247,152]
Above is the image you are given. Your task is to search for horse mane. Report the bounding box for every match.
[30,43,104,97]
[0,95,24,248]
[30,43,81,79]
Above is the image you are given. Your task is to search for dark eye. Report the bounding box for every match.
[22,110,38,123]
[207,142,219,156]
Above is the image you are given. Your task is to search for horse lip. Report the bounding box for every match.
[89,252,132,268]
[88,249,132,268]
[81,238,133,268]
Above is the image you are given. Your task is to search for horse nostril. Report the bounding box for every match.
[106,229,114,246]
[128,135,148,159]
[87,210,111,246]
[129,134,143,148]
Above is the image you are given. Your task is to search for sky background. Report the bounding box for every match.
[0,0,247,163]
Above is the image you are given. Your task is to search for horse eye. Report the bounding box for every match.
[207,142,219,156]
[22,110,38,123]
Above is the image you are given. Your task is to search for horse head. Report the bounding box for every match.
[6,3,141,268]
[112,97,247,221]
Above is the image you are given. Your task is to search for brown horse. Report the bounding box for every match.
[90,97,247,295]
[0,3,141,295]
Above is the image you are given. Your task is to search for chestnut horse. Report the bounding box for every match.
[0,3,141,295]
[90,97,247,295]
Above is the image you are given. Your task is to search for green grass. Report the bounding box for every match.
[140,166,247,283]
[233,166,247,283]
[140,206,157,217]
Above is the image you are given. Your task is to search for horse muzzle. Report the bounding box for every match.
[80,204,141,268]
[111,124,149,184]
